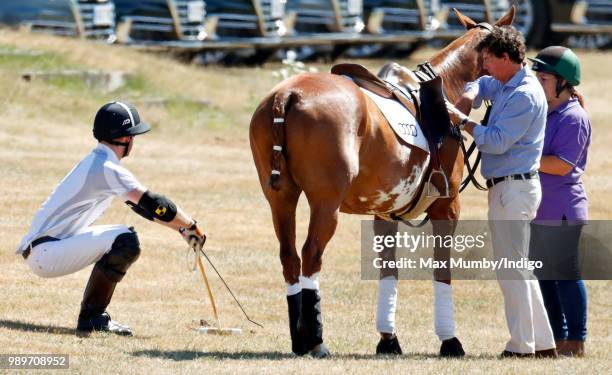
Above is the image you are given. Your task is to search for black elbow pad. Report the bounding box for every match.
[126,200,154,221]
[134,190,177,222]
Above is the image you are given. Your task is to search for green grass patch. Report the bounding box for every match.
[111,73,158,98]
[0,46,75,71]
[42,72,160,101]
[44,74,90,93]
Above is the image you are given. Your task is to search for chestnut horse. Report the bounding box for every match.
[250,8,516,357]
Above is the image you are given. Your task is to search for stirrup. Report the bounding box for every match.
[427,169,449,198]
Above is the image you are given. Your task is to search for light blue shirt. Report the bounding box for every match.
[465,65,547,179]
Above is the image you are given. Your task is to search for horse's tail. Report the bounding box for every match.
[268,90,295,191]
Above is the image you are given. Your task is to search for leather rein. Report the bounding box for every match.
[458,22,493,193]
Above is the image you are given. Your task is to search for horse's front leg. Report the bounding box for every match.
[429,197,465,357]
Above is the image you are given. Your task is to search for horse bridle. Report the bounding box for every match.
[475,22,493,31]
[458,22,494,193]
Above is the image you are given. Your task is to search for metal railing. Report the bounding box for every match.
[433,0,534,39]
[117,0,206,42]
[288,0,364,34]
[364,0,437,34]
[172,0,207,39]
[25,0,115,40]
[552,0,612,34]
[74,0,116,39]
[205,0,286,38]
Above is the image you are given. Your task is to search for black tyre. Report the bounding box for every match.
[513,0,549,47]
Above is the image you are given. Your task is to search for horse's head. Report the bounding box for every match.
[379,6,516,103]
[430,6,516,101]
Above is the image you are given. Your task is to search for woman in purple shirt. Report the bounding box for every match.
[528,46,591,357]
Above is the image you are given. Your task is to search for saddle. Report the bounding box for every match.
[330,63,419,117]
[331,63,457,201]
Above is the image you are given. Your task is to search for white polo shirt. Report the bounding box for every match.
[16,143,144,253]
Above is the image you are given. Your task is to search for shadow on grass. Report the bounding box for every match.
[132,350,295,361]
[132,350,500,361]
[311,353,501,360]
[0,319,154,339]
[0,319,75,336]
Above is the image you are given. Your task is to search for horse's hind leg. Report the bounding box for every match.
[267,185,305,355]
[299,199,342,358]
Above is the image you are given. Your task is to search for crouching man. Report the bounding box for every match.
[16,101,206,336]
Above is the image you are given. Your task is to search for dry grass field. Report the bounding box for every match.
[0,29,610,374]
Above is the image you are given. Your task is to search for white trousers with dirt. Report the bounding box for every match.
[26,225,132,278]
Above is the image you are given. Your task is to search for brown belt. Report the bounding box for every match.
[22,236,59,260]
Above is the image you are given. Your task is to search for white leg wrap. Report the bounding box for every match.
[434,280,455,341]
[286,282,301,296]
[376,276,398,334]
[299,273,320,290]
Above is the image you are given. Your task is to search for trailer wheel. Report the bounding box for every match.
[514,0,549,47]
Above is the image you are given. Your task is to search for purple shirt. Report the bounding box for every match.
[535,98,591,223]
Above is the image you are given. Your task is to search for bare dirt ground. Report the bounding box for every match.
[0,30,609,374]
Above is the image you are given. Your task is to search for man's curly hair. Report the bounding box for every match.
[476,26,526,64]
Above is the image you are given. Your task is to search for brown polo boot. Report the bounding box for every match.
[555,340,567,354]
[77,266,132,336]
[559,340,585,357]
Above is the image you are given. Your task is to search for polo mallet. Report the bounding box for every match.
[187,227,263,335]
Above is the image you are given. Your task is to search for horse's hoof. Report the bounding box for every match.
[310,343,331,359]
[439,337,465,357]
[376,336,403,355]
[292,346,308,356]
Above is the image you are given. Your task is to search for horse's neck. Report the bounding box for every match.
[429,45,478,103]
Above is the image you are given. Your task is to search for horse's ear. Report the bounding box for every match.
[453,8,478,30]
[495,5,515,26]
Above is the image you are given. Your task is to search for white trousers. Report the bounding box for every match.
[26,225,132,278]
[488,179,555,353]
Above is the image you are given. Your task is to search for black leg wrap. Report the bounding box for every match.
[287,292,308,356]
[376,336,403,355]
[439,337,465,357]
[96,230,141,282]
[300,288,323,351]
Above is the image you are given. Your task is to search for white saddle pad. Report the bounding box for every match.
[361,88,430,153]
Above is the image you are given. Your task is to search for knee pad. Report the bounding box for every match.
[95,229,141,282]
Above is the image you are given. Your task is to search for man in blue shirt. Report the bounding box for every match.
[446,26,557,358]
